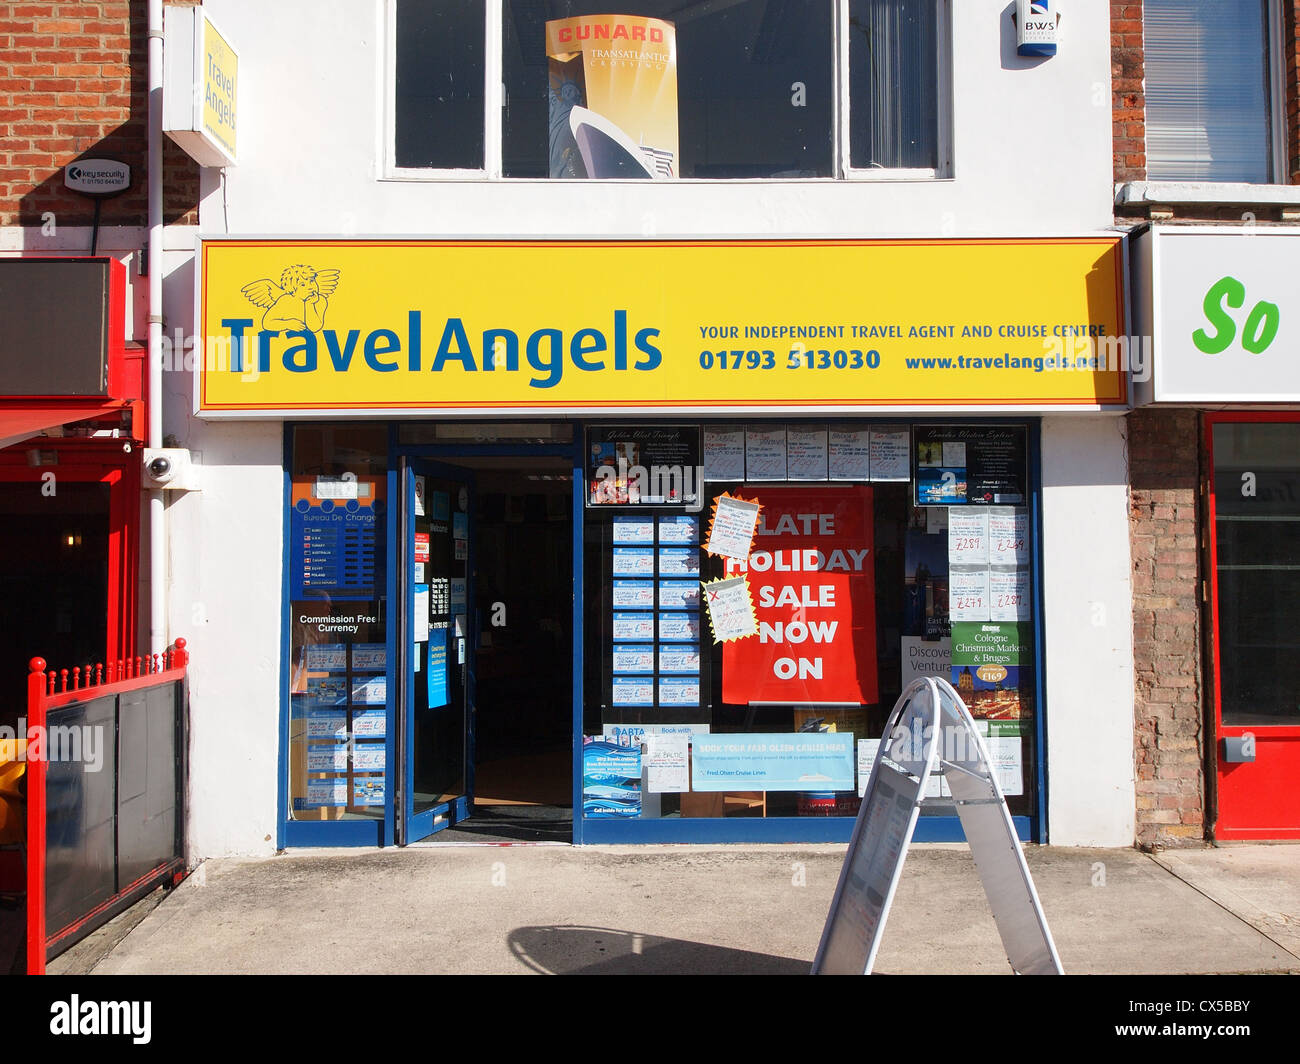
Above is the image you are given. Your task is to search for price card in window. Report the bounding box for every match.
[704,426,746,481]
[857,739,880,798]
[988,507,1030,566]
[829,427,871,481]
[658,611,700,642]
[985,736,1024,796]
[307,743,348,772]
[745,427,787,481]
[306,777,348,807]
[867,426,910,481]
[612,644,656,674]
[613,515,655,544]
[658,676,699,706]
[786,428,829,480]
[612,547,655,576]
[700,575,758,642]
[613,612,655,641]
[705,492,762,561]
[989,568,1030,621]
[612,676,654,706]
[658,580,700,610]
[949,568,990,622]
[644,733,689,793]
[947,510,989,566]
[306,709,348,740]
[612,580,655,608]
[657,643,700,674]
[658,547,700,577]
[657,515,699,545]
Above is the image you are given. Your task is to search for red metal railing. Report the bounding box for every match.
[24,638,189,975]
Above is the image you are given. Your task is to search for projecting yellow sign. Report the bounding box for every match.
[164,7,238,168]
[195,237,1127,414]
[201,15,238,162]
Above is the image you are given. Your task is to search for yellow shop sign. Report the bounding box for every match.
[195,238,1127,415]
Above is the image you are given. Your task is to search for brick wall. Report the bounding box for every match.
[1112,1,1145,185]
[0,0,198,228]
[1128,409,1204,846]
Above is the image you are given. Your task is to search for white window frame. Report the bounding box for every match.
[1266,0,1288,183]
[383,0,952,182]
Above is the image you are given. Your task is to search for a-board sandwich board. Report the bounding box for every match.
[812,677,1063,975]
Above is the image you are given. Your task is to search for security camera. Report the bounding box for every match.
[142,447,199,491]
[147,454,173,482]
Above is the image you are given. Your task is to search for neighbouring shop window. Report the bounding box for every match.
[1144,0,1277,183]
[394,0,487,169]
[581,422,1037,823]
[394,0,950,178]
[1211,420,1300,726]
[287,426,390,822]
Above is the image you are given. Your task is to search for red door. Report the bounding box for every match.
[1207,414,1300,839]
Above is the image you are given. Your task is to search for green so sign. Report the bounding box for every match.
[1192,275,1280,355]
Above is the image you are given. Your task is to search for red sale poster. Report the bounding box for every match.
[722,486,877,705]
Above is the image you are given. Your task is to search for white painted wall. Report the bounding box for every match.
[158,232,285,857]
[163,420,284,858]
[1040,417,1137,846]
[159,1,1130,854]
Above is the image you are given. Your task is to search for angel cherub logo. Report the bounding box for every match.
[240,264,340,333]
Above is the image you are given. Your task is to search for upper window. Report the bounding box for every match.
[393,0,487,169]
[389,0,951,179]
[847,0,940,170]
[1143,0,1281,183]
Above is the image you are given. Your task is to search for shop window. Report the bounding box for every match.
[580,422,1036,825]
[1211,420,1300,726]
[1143,0,1281,183]
[286,426,390,823]
[390,0,951,179]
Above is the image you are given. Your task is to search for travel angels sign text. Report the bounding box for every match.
[196,238,1126,413]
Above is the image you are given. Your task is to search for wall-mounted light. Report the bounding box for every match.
[62,531,83,549]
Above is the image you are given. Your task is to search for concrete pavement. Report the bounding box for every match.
[53,841,1300,975]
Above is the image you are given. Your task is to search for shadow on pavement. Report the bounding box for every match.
[508,924,809,974]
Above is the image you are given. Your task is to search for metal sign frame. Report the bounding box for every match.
[813,676,1063,975]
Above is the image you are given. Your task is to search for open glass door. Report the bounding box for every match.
[397,458,475,844]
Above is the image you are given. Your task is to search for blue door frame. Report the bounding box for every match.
[280,420,1043,848]
[394,440,582,846]
[397,458,476,845]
